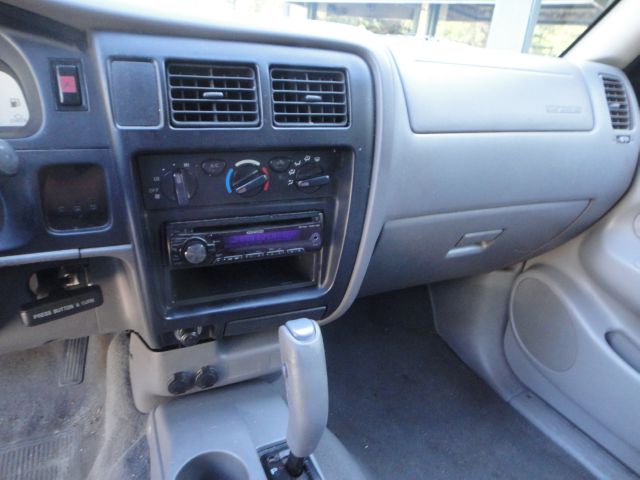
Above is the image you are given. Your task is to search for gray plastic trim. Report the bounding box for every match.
[606,331,640,374]
[130,331,281,413]
[504,114,640,472]
[431,270,638,479]
[430,270,525,401]
[0,244,149,354]
[510,390,637,480]
[147,379,368,480]
[392,41,594,133]
[362,201,588,296]
[506,262,640,473]
[0,248,79,267]
[148,381,289,480]
[108,59,163,129]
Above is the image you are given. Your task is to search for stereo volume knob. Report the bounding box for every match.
[181,239,208,265]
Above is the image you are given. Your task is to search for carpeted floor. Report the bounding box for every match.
[323,287,592,480]
[0,286,594,480]
[0,334,147,480]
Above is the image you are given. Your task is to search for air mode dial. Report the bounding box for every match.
[295,163,330,193]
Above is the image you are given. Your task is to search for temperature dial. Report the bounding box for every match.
[229,160,270,197]
[181,239,209,265]
[160,168,198,206]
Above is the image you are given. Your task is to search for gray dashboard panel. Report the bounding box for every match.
[393,42,594,133]
[361,200,588,296]
[361,47,639,294]
[0,0,398,330]
[1,0,639,333]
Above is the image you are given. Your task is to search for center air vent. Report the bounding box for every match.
[271,68,348,127]
[601,75,631,130]
[167,62,259,127]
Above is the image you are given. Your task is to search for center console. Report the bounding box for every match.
[96,33,376,349]
[137,148,353,322]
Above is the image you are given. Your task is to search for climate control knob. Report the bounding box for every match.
[231,163,269,197]
[181,239,209,265]
[160,168,198,206]
[295,164,330,193]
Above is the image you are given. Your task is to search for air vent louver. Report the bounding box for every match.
[601,75,631,130]
[167,62,259,127]
[271,68,348,127]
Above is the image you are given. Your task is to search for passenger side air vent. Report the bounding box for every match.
[601,75,631,130]
[271,68,348,127]
[167,62,259,127]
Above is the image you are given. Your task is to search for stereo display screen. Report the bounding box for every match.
[224,228,302,249]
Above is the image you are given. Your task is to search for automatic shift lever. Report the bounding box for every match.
[278,318,328,477]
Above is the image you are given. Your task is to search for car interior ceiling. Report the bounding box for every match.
[1,0,640,479]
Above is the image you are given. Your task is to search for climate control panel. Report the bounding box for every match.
[138,149,342,210]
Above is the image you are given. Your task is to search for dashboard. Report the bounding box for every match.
[0,0,638,353]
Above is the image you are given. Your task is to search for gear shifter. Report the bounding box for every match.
[278,318,328,477]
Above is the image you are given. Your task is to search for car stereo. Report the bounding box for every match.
[166,211,323,269]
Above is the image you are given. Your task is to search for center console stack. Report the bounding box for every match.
[136,147,366,346]
[95,33,375,349]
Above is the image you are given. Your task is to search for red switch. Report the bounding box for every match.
[55,63,82,107]
[59,75,77,94]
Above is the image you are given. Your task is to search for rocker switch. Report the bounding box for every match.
[55,64,82,107]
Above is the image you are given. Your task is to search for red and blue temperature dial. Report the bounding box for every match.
[225,159,270,197]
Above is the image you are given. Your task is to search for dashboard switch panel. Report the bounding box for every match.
[138,149,343,210]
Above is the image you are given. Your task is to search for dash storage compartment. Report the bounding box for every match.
[168,253,318,305]
[361,200,589,296]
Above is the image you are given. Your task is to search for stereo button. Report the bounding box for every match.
[269,157,291,173]
[222,255,243,263]
[202,160,226,176]
[245,252,265,259]
[286,248,305,255]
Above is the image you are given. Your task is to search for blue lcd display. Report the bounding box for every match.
[224,228,302,248]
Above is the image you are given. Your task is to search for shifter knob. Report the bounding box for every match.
[278,319,328,477]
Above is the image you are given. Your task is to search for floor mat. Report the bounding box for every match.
[0,336,108,479]
[0,430,77,480]
[0,334,147,480]
[323,287,592,480]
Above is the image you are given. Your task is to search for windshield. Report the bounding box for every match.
[205,0,616,57]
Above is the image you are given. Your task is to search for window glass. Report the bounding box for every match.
[125,0,618,57]
[529,0,616,56]
[428,4,494,48]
